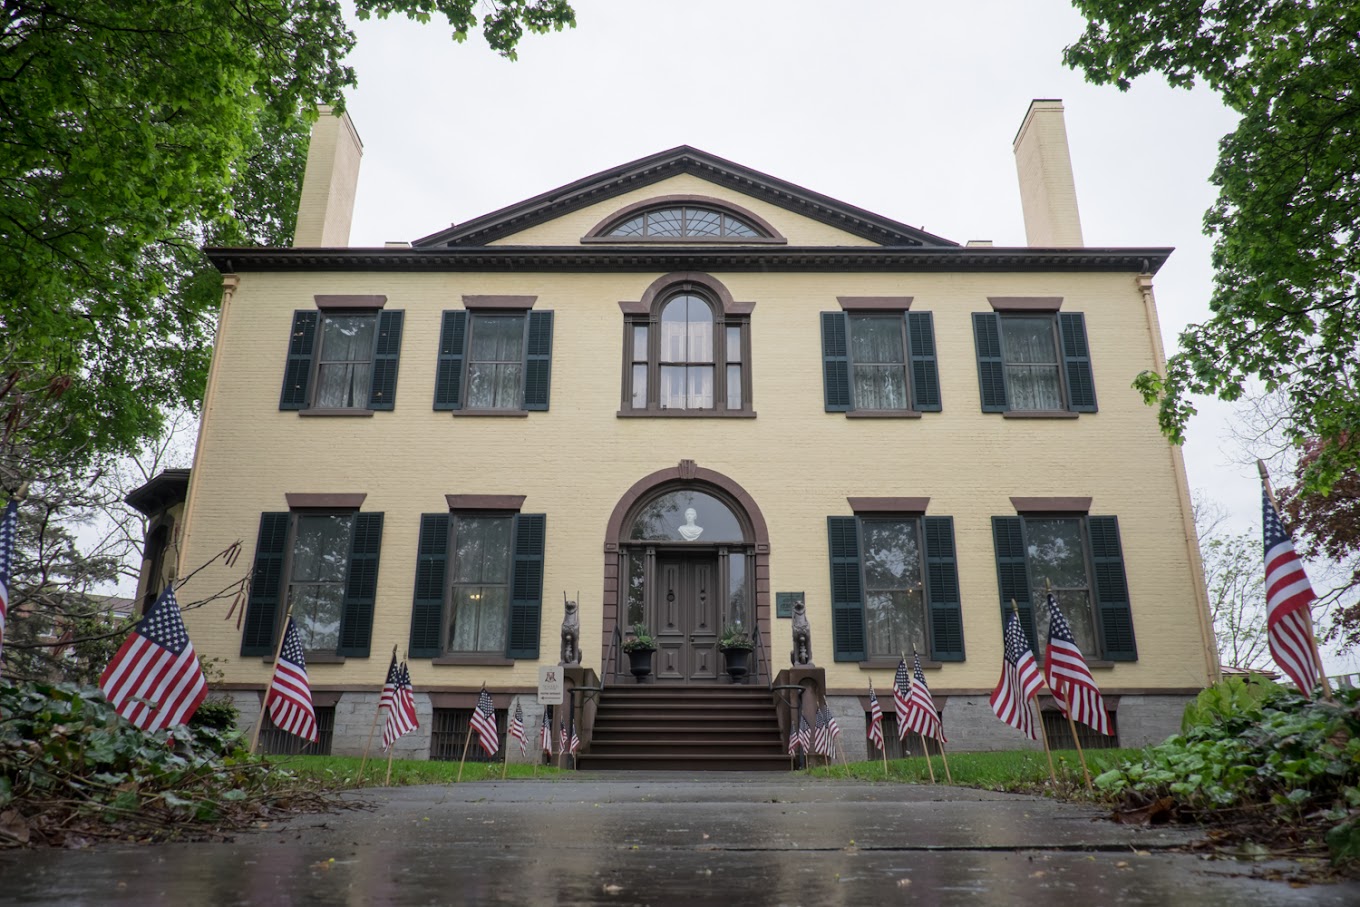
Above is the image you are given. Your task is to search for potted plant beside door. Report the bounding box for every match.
[719,625,755,683]
[622,624,657,682]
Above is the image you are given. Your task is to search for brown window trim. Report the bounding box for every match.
[285,493,367,509]
[1009,496,1092,513]
[987,296,1063,312]
[845,410,922,419]
[617,409,757,419]
[857,656,941,670]
[451,409,530,418]
[837,296,914,311]
[314,295,387,310]
[848,497,930,514]
[432,654,516,667]
[583,194,787,243]
[1002,410,1079,420]
[461,295,537,310]
[263,652,346,665]
[445,495,526,511]
[298,408,376,418]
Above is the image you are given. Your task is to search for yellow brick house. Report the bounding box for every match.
[160,99,1218,764]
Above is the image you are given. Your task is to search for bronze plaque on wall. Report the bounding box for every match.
[776,592,803,619]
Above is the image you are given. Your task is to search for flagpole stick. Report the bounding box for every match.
[358,644,398,786]
[248,604,293,755]
[917,731,936,783]
[1258,459,1335,701]
[456,724,474,783]
[1034,697,1057,784]
[384,740,396,786]
[1064,709,1092,790]
[501,697,515,781]
[937,740,953,784]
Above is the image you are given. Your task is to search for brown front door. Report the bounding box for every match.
[654,555,719,682]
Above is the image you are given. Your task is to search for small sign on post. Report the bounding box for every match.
[538,665,564,706]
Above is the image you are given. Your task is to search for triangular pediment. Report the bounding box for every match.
[412,147,957,249]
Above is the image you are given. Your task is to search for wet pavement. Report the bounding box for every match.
[1,773,1356,905]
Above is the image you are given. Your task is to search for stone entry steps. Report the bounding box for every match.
[576,684,789,771]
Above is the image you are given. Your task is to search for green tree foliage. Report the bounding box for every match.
[0,1,575,462]
[1065,2,1360,490]
[1282,440,1360,649]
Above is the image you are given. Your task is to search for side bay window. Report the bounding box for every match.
[972,305,1095,414]
[409,501,546,663]
[279,298,404,412]
[991,510,1136,662]
[434,305,554,413]
[821,306,940,414]
[241,501,384,658]
[826,506,962,663]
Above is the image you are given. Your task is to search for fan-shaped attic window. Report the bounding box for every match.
[610,206,761,239]
[584,196,785,244]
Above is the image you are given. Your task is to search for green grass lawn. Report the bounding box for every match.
[268,747,1138,795]
[268,754,564,788]
[804,747,1142,796]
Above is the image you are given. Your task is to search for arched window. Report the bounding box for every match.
[623,278,751,415]
[606,205,762,239]
[585,196,784,245]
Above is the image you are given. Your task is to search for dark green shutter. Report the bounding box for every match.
[279,311,318,410]
[972,312,1008,412]
[523,311,554,411]
[907,312,942,412]
[338,513,383,657]
[1089,516,1137,660]
[924,516,964,661]
[242,513,290,655]
[507,514,546,659]
[409,514,448,658]
[992,516,1035,648]
[821,312,852,412]
[827,516,866,661]
[1059,312,1097,412]
[368,311,403,410]
[433,311,468,410]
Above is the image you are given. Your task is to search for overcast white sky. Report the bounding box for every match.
[322,1,1350,670]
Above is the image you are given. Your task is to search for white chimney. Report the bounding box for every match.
[1012,99,1084,247]
[292,106,364,247]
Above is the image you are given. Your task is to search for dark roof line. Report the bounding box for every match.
[206,245,1172,275]
[411,146,960,249]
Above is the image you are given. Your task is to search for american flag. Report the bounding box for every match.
[382,660,419,749]
[813,703,831,756]
[825,703,841,747]
[0,498,16,656]
[1263,484,1324,696]
[902,654,946,743]
[470,687,499,756]
[508,699,527,758]
[990,609,1044,740]
[568,721,580,755]
[98,587,207,731]
[892,658,911,741]
[266,618,317,742]
[867,682,885,752]
[559,720,568,755]
[1043,593,1112,735]
[540,705,554,756]
[379,653,399,715]
[796,712,812,753]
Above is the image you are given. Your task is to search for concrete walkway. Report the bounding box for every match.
[1,774,1356,905]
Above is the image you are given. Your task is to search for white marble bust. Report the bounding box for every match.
[677,506,704,541]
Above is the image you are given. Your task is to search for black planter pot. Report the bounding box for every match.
[627,648,655,681]
[722,647,753,682]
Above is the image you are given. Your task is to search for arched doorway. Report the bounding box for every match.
[602,462,770,683]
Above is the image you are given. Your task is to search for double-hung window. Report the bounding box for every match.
[434,306,554,412]
[992,511,1136,661]
[972,306,1095,414]
[826,509,962,663]
[279,299,404,412]
[821,306,940,414]
[623,281,752,416]
[409,502,547,662]
[241,502,385,658]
